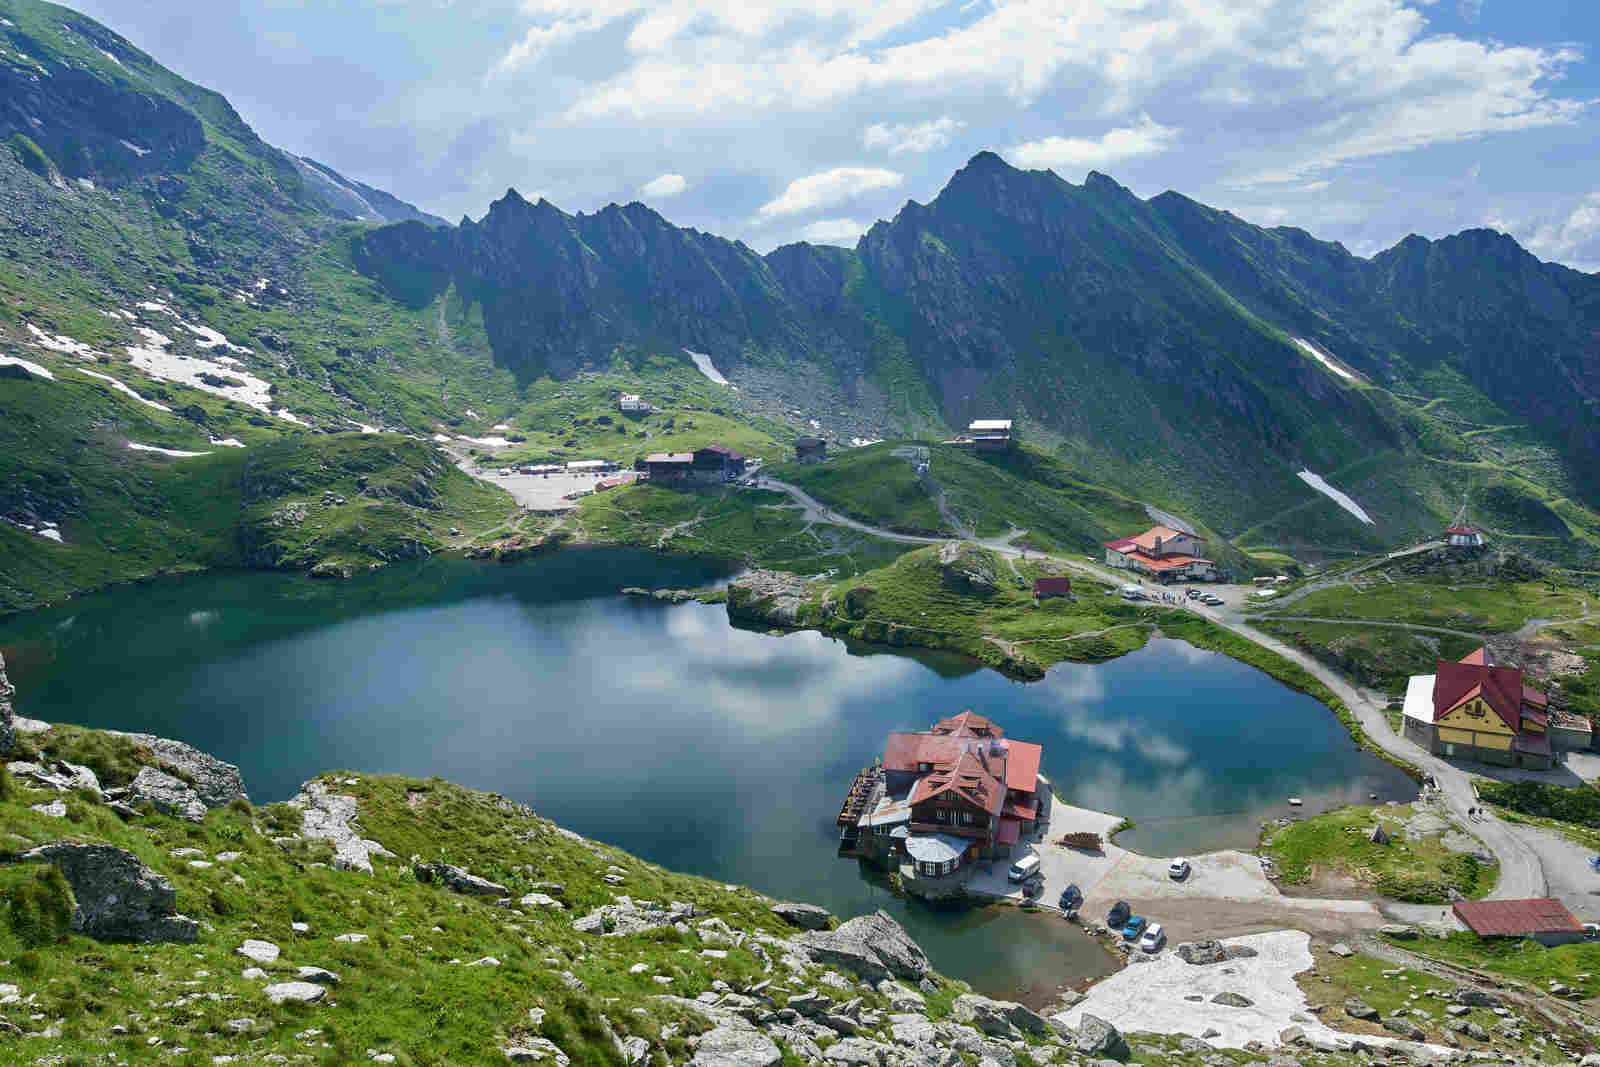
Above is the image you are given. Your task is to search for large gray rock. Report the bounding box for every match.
[937,543,998,596]
[504,1038,571,1065]
[771,900,833,930]
[108,731,247,808]
[952,994,1049,1037]
[1381,1017,1425,1040]
[127,766,208,822]
[1452,987,1501,1008]
[263,981,327,1004]
[1344,997,1380,1021]
[821,1037,888,1067]
[415,862,509,898]
[1073,1014,1130,1061]
[1211,992,1253,1007]
[21,843,199,942]
[0,651,15,755]
[726,571,812,627]
[571,896,700,936]
[1175,939,1259,965]
[691,1024,782,1067]
[794,909,931,982]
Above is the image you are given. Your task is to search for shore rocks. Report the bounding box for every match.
[108,730,248,808]
[937,543,998,596]
[771,901,833,930]
[1073,1014,1130,1061]
[951,994,1049,1037]
[127,766,208,822]
[1211,992,1253,1007]
[793,909,931,982]
[22,843,199,943]
[726,571,812,627]
[415,861,509,898]
[1344,998,1380,1021]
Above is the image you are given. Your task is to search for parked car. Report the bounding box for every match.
[1008,854,1041,883]
[1121,915,1147,940]
[1168,858,1192,881]
[1106,900,1131,927]
[1059,884,1083,911]
[1139,922,1166,952]
[1586,923,1600,940]
[1204,596,1224,606]
[1185,588,1201,599]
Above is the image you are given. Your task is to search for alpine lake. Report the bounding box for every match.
[0,548,1415,1005]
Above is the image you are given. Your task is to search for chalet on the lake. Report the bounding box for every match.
[1403,647,1591,770]
[846,711,1045,886]
[638,444,747,484]
[1104,526,1216,582]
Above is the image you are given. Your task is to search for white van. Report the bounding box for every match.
[1007,854,1041,883]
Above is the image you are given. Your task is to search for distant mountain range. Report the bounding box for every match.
[3,0,1599,578]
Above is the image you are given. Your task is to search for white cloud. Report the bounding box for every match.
[1007,117,1177,172]
[756,166,902,220]
[798,217,866,244]
[1525,191,1600,271]
[862,116,966,155]
[639,172,688,197]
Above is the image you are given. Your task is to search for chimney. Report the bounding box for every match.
[1154,535,1163,555]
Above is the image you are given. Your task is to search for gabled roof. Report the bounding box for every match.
[1523,685,1548,708]
[1453,898,1581,937]
[909,750,1005,816]
[694,444,746,460]
[1131,526,1190,552]
[1446,525,1481,535]
[645,452,694,464]
[1433,659,1525,734]
[934,711,999,737]
[1004,740,1042,793]
[968,419,1013,432]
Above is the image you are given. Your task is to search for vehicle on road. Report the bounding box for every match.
[1107,900,1131,927]
[1203,596,1224,606]
[1008,854,1042,883]
[1586,923,1600,940]
[1059,884,1083,911]
[1139,922,1166,952]
[1185,588,1201,599]
[1168,858,1192,881]
[1122,915,1147,940]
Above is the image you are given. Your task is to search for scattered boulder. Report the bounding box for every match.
[30,798,66,818]
[296,966,341,985]
[504,1038,571,1066]
[1328,943,1354,958]
[107,730,248,807]
[1211,992,1253,1007]
[236,939,281,964]
[1379,924,1419,940]
[1073,1014,1130,1061]
[520,892,565,910]
[1452,987,1501,1008]
[690,1024,782,1067]
[570,897,699,936]
[1344,998,1380,1021]
[786,989,834,1016]
[127,766,208,822]
[1381,1017,1425,1040]
[1175,940,1258,965]
[415,862,509,898]
[821,1037,888,1067]
[793,909,931,982]
[21,843,198,943]
[264,982,327,1005]
[771,901,833,930]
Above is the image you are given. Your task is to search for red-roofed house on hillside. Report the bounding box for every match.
[1452,898,1584,945]
[851,710,1047,894]
[1447,524,1487,548]
[1033,576,1072,600]
[1104,526,1216,582]
[1402,647,1589,770]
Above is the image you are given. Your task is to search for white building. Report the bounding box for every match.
[619,394,652,413]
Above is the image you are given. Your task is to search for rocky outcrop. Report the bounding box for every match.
[937,543,998,597]
[793,909,931,982]
[7,759,101,797]
[690,1024,782,1067]
[0,651,14,755]
[127,766,208,822]
[950,994,1049,1037]
[108,731,248,808]
[21,843,199,942]
[725,571,812,628]
[288,779,395,873]
[1072,1013,1130,1061]
[415,862,509,898]
[770,901,833,930]
[571,896,700,936]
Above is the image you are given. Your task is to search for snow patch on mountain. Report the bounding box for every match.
[684,349,728,385]
[1298,470,1374,525]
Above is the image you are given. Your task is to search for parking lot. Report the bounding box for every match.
[474,468,633,511]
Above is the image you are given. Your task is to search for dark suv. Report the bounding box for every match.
[1106,900,1131,927]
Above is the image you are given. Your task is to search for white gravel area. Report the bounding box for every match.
[1055,930,1443,1053]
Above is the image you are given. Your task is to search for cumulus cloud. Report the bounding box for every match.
[639,172,688,197]
[756,167,903,220]
[862,116,966,155]
[798,217,867,244]
[1525,191,1600,272]
[1007,117,1177,172]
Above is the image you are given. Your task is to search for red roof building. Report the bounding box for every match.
[1034,576,1072,599]
[1452,898,1584,944]
[1402,647,1578,770]
[1104,526,1216,581]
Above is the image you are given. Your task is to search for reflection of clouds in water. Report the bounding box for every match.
[1065,758,1214,823]
[188,610,218,627]
[1042,667,1190,766]
[1161,638,1221,666]
[600,607,925,735]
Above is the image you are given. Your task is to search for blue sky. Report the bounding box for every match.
[74,0,1600,268]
